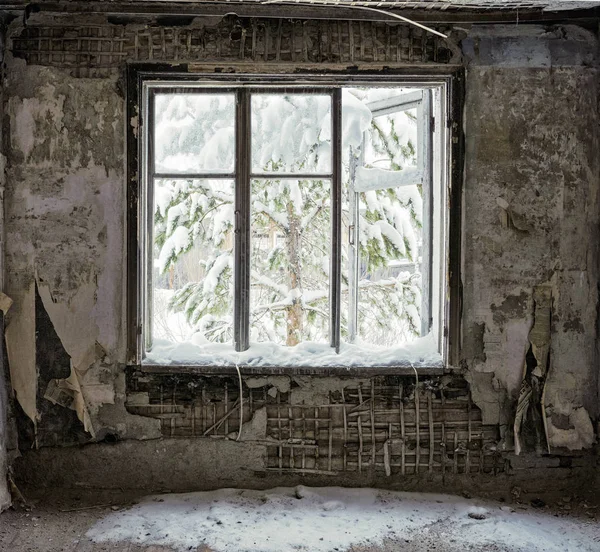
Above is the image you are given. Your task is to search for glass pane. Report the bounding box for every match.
[342,187,423,348]
[363,108,418,170]
[251,94,332,174]
[342,87,424,347]
[150,178,235,353]
[154,93,235,174]
[344,87,418,171]
[250,178,330,346]
[355,192,422,347]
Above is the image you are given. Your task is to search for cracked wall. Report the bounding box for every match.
[3,56,161,445]
[0,22,11,511]
[0,15,598,492]
[462,25,600,451]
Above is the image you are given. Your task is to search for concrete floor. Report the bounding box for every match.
[0,488,598,552]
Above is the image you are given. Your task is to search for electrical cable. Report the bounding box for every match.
[261,0,448,38]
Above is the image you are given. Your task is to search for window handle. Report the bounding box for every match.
[349,224,355,246]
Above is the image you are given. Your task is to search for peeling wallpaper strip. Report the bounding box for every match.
[36,277,98,370]
[5,283,37,425]
[37,277,99,435]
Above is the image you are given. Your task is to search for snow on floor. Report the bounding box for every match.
[86,487,600,552]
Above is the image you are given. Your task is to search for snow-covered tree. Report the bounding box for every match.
[152,89,422,350]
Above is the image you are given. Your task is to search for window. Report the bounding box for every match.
[131,75,453,369]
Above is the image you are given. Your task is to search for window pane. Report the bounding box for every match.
[344,87,419,171]
[363,108,418,171]
[342,88,424,347]
[150,178,235,351]
[251,94,332,174]
[342,187,423,348]
[354,191,422,347]
[250,178,330,346]
[154,93,235,174]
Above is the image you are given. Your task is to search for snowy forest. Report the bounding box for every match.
[150,87,424,359]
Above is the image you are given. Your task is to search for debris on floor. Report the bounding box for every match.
[85,487,600,552]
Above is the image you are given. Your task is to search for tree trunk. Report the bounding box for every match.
[286,203,303,346]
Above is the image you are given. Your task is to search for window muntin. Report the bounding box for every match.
[141,83,447,367]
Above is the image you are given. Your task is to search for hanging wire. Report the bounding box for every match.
[261,0,448,38]
[235,359,244,441]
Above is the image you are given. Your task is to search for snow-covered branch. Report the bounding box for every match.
[251,273,288,298]
[253,200,289,230]
[301,198,327,230]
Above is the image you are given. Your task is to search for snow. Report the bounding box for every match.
[157,226,191,272]
[365,107,417,170]
[396,183,424,224]
[251,94,332,174]
[288,179,303,216]
[154,93,235,174]
[372,220,407,256]
[342,89,372,149]
[152,288,196,343]
[254,200,289,229]
[354,166,421,192]
[144,333,441,367]
[87,486,600,552]
[203,254,232,296]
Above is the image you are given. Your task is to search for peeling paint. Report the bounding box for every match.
[0,19,598,482]
[233,407,267,441]
[5,283,37,425]
[44,370,94,435]
[0,293,13,314]
[462,43,599,448]
[514,284,552,455]
[290,376,370,406]
[546,407,595,450]
[245,376,291,394]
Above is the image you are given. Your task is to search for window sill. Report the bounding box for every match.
[134,361,446,377]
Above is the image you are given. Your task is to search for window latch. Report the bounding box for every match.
[349,224,355,246]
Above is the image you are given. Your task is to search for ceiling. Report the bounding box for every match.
[138,0,600,10]
[2,0,598,23]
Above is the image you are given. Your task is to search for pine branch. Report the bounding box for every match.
[250,272,288,297]
[253,200,289,230]
[301,198,327,230]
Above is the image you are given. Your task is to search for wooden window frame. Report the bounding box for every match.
[126,64,464,376]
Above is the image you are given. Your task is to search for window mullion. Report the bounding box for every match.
[234,88,251,352]
[330,89,342,353]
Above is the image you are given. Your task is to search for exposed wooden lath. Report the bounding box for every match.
[127,372,505,477]
[10,17,460,78]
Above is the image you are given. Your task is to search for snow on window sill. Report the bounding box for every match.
[138,334,445,376]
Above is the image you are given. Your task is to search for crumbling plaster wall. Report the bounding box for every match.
[0,16,598,489]
[0,22,11,511]
[3,58,161,443]
[461,25,600,450]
